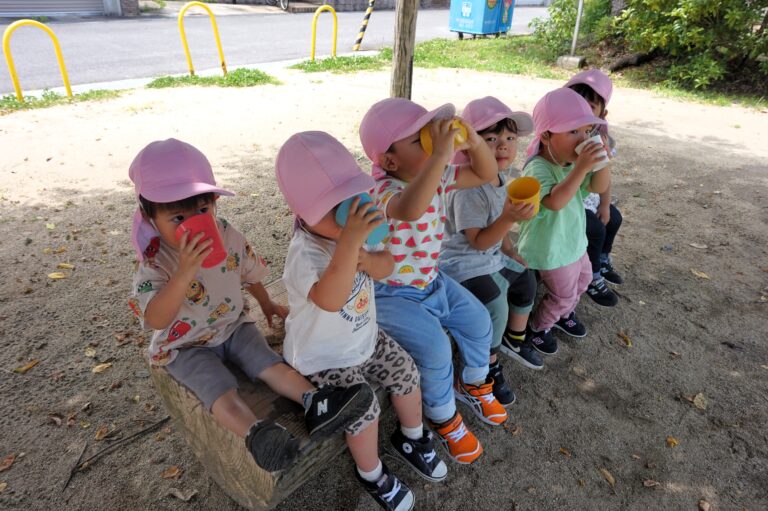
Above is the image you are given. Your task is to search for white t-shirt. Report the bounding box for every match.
[282,228,377,375]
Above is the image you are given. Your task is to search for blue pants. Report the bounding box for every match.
[374,272,492,422]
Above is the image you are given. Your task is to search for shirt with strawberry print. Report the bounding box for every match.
[373,165,459,289]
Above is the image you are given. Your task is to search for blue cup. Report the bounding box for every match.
[335,193,389,246]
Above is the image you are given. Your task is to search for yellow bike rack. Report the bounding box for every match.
[310,6,338,61]
[2,20,73,102]
[178,1,227,76]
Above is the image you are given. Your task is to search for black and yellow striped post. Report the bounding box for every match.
[353,0,376,51]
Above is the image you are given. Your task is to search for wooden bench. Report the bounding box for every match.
[150,279,389,510]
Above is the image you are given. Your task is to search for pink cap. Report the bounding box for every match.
[129,138,233,261]
[359,98,455,178]
[525,88,607,158]
[275,131,375,226]
[453,96,533,165]
[564,69,613,105]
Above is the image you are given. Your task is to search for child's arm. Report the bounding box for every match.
[144,232,212,330]
[463,199,535,251]
[500,234,528,267]
[596,186,612,224]
[246,282,288,328]
[309,200,383,312]
[453,123,499,190]
[542,141,606,211]
[586,166,611,195]
[357,249,395,280]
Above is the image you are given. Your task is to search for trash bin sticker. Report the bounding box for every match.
[461,2,472,17]
[487,0,497,9]
[502,0,512,23]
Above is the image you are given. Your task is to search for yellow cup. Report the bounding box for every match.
[420,119,468,155]
[506,176,541,216]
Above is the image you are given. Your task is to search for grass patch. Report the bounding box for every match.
[0,89,122,115]
[146,68,279,88]
[291,55,388,74]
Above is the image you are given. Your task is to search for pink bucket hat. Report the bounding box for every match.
[359,98,455,179]
[275,131,375,226]
[564,69,613,105]
[525,88,607,158]
[453,96,533,164]
[129,138,233,261]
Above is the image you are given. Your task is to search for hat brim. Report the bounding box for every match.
[549,114,606,134]
[303,171,375,227]
[393,103,456,142]
[141,182,234,203]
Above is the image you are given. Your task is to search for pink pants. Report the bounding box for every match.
[531,253,592,331]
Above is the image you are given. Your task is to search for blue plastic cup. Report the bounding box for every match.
[335,193,389,246]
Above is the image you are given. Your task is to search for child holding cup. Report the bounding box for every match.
[517,88,612,355]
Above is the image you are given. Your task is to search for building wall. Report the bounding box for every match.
[120,0,139,16]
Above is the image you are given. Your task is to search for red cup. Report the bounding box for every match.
[174,214,227,268]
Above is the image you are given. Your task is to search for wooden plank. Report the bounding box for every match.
[390,0,419,99]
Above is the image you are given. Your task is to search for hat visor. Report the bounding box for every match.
[303,171,376,227]
[141,182,234,203]
[549,114,606,134]
[393,103,456,141]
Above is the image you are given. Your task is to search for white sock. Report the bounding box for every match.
[357,460,383,482]
[400,423,423,441]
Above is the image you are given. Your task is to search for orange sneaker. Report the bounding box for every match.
[454,377,508,426]
[429,412,483,465]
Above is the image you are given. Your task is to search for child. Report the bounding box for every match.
[440,97,542,410]
[359,98,502,465]
[276,131,447,511]
[565,69,624,307]
[128,138,373,473]
[517,88,612,355]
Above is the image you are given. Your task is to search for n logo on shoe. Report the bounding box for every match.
[317,398,328,415]
[402,443,413,454]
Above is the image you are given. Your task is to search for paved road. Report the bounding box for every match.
[0,7,546,94]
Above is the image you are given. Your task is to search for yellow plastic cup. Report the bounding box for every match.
[420,119,468,155]
[507,176,541,216]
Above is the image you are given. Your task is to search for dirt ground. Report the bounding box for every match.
[1,66,767,511]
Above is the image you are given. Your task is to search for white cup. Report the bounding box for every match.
[575,134,610,172]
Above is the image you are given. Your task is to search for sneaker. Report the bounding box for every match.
[500,334,544,370]
[304,383,374,440]
[600,258,624,285]
[429,412,483,464]
[454,376,508,425]
[389,427,448,482]
[528,327,558,355]
[487,362,516,407]
[586,277,619,307]
[553,311,587,338]
[355,462,414,511]
[245,420,300,472]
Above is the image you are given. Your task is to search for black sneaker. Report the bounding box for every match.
[304,383,374,440]
[389,427,448,482]
[553,311,587,338]
[355,462,415,511]
[586,277,619,307]
[500,334,544,370]
[529,327,558,355]
[487,362,516,407]
[245,420,300,472]
[600,259,624,285]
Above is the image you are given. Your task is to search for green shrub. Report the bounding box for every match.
[530,0,612,59]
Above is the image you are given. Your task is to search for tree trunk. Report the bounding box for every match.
[610,0,626,16]
[390,0,418,99]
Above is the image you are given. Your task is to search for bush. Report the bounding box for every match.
[530,0,612,59]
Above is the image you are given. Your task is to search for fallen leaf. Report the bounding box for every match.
[48,414,63,426]
[92,362,112,374]
[698,499,711,511]
[643,479,660,488]
[761,365,768,370]
[94,426,109,441]
[638,300,646,305]
[167,488,197,502]
[691,269,710,280]
[47,272,67,280]
[669,351,681,358]
[109,380,122,390]
[689,242,708,249]
[161,466,183,480]
[617,331,632,347]
[666,436,679,448]
[131,395,141,404]
[54,246,67,254]
[509,424,522,436]
[45,222,55,230]
[154,432,166,442]
[81,402,92,414]
[559,447,572,458]
[66,412,77,427]
[693,393,708,411]
[80,420,91,429]
[56,263,75,270]
[12,359,39,374]
[0,454,15,472]
[0,482,7,493]
[84,347,96,358]
[577,479,585,487]
[630,453,641,460]
[599,467,616,488]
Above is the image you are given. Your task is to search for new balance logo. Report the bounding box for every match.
[317,398,328,415]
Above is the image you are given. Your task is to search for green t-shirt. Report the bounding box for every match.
[517,156,591,270]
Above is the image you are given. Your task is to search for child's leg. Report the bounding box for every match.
[602,204,623,257]
[258,363,313,403]
[530,257,586,331]
[585,208,606,280]
[211,388,259,437]
[347,421,381,472]
[459,273,507,363]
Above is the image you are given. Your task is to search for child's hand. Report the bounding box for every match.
[177,231,213,279]
[429,118,459,163]
[260,300,288,329]
[502,198,536,223]
[511,251,528,268]
[456,119,482,152]
[339,197,384,247]
[357,248,371,273]
[573,140,606,174]
[597,203,611,225]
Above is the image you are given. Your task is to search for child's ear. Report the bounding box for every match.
[603,108,609,119]
[379,153,398,172]
[540,131,551,145]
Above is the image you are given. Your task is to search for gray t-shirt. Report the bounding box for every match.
[440,172,525,283]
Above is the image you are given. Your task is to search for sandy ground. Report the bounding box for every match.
[0,66,767,511]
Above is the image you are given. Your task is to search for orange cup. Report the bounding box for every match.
[420,119,468,155]
[506,176,541,216]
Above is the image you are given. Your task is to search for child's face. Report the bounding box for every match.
[150,197,217,250]
[481,127,518,171]
[381,131,430,182]
[586,99,606,119]
[543,125,593,165]
[304,209,342,241]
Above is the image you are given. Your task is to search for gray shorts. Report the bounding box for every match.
[307,329,419,436]
[165,321,283,411]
